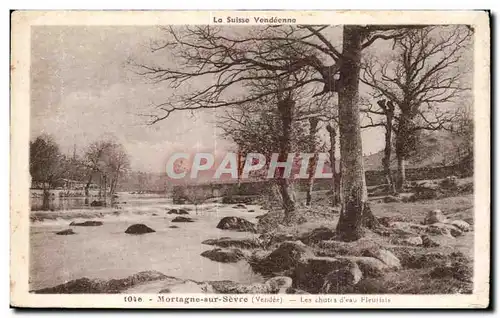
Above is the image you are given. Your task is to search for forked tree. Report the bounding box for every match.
[362,26,472,192]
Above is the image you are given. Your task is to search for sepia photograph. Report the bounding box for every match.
[10,10,490,308]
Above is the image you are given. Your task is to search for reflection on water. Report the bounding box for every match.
[29,192,266,291]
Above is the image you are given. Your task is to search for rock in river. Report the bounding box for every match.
[56,229,76,235]
[172,216,195,223]
[167,209,189,215]
[202,237,262,249]
[69,221,103,227]
[201,248,245,263]
[216,216,257,233]
[125,224,156,235]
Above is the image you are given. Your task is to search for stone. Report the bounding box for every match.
[69,220,103,227]
[421,235,441,248]
[339,256,389,277]
[56,229,76,235]
[440,176,459,189]
[216,217,257,233]
[300,227,336,245]
[320,259,362,294]
[256,241,314,274]
[451,220,471,232]
[260,233,298,247]
[201,248,245,263]
[232,204,247,209]
[201,237,262,249]
[167,209,189,215]
[362,248,401,269]
[171,216,195,223]
[392,236,423,246]
[424,209,448,225]
[390,222,427,234]
[264,276,293,293]
[248,209,255,213]
[294,257,361,294]
[169,225,180,229]
[427,223,463,237]
[125,224,155,235]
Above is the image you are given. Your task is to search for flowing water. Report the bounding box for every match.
[29,193,266,291]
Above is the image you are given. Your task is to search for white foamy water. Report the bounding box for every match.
[29,193,266,290]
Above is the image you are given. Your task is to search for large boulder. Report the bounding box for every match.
[362,248,401,269]
[424,209,448,225]
[216,217,257,233]
[300,227,336,245]
[421,235,441,248]
[255,241,314,274]
[294,257,362,294]
[339,256,389,278]
[260,233,298,248]
[264,276,293,294]
[69,220,103,227]
[56,229,76,235]
[202,237,262,249]
[427,223,463,237]
[450,220,471,232]
[125,224,155,235]
[201,248,245,263]
[171,216,195,223]
[167,209,189,215]
[392,236,423,246]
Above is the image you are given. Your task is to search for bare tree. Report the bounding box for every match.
[362,26,472,192]
[83,139,130,197]
[362,99,397,193]
[133,24,420,240]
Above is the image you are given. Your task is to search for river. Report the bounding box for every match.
[29,192,266,291]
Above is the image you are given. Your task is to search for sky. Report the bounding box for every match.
[30,25,469,173]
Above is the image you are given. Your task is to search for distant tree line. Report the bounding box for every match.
[29,134,130,197]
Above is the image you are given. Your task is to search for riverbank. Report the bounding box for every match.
[31,186,474,294]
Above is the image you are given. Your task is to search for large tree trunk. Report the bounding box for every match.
[42,186,51,211]
[277,96,296,223]
[85,174,93,197]
[396,155,406,192]
[395,113,412,192]
[305,117,319,206]
[326,123,341,206]
[335,26,379,241]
